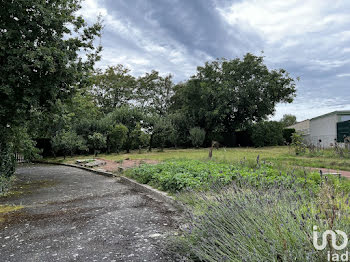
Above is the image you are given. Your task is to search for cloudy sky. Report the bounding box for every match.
[79,0,350,121]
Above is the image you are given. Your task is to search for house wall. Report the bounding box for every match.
[309,114,338,147]
[288,120,310,135]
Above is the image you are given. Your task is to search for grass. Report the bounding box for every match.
[46,146,350,172]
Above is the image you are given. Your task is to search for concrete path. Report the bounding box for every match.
[0,164,178,262]
[305,167,350,179]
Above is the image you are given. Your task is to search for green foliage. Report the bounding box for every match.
[11,126,41,160]
[130,123,149,150]
[125,159,349,193]
[291,132,306,155]
[136,71,174,115]
[93,65,135,113]
[152,118,174,150]
[0,140,15,179]
[251,121,284,147]
[51,130,87,158]
[283,128,295,144]
[0,0,102,128]
[108,124,128,153]
[170,53,296,139]
[189,127,206,148]
[173,183,350,261]
[280,114,297,127]
[88,132,106,156]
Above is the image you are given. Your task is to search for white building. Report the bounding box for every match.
[288,111,350,148]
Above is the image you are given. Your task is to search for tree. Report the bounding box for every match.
[106,106,144,153]
[108,124,128,153]
[88,132,107,156]
[280,114,297,127]
[0,0,102,175]
[92,65,135,113]
[171,53,297,143]
[189,127,206,148]
[136,71,174,115]
[250,121,284,147]
[51,130,87,159]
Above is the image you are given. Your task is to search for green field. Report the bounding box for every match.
[47,146,350,171]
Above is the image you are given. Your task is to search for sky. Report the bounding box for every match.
[79,0,350,121]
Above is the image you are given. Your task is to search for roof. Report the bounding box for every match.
[310,111,350,121]
[286,119,310,129]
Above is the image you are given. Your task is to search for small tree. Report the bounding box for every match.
[280,114,297,127]
[108,124,128,153]
[189,127,206,148]
[88,132,107,156]
[291,132,306,155]
[52,130,87,159]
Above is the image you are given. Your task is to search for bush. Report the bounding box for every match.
[189,127,206,148]
[291,132,306,155]
[108,124,128,153]
[251,121,284,147]
[52,130,87,158]
[88,132,107,156]
[283,128,295,144]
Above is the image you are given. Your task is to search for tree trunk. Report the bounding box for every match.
[148,133,153,152]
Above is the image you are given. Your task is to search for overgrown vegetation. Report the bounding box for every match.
[170,182,350,261]
[125,159,350,193]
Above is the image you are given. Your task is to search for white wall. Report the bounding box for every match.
[310,114,338,148]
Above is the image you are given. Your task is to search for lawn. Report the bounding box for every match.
[46,146,350,171]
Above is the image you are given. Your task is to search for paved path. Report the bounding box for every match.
[0,164,178,262]
[305,167,350,179]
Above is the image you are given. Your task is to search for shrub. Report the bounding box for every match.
[283,128,295,144]
[108,124,128,153]
[88,132,107,156]
[51,130,87,159]
[172,182,350,261]
[291,132,306,155]
[251,121,284,147]
[189,127,206,148]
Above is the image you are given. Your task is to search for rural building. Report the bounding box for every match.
[288,119,310,140]
[288,111,350,148]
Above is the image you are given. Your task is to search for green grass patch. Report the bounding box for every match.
[46,146,350,171]
[125,159,350,193]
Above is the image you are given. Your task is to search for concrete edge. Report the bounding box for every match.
[33,160,183,211]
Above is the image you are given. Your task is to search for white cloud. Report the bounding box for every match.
[217,0,346,43]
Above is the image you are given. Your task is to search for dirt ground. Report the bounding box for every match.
[96,159,159,173]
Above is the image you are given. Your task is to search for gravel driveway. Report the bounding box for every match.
[0,164,178,262]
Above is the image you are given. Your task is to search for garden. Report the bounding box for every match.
[2,1,350,261]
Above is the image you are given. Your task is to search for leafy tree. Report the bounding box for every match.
[130,123,149,152]
[0,0,102,175]
[136,71,174,115]
[152,118,174,151]
[171,53,296,143]
[189,127,206,148]
[92,65,135,113]
[251,121,284,147]
[88,132,107,156]
[106,106,144,153]
[51,130,87,159]
[280,114,297,127]
[108,124,128,153]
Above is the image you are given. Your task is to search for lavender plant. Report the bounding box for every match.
[170,182,350,262]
